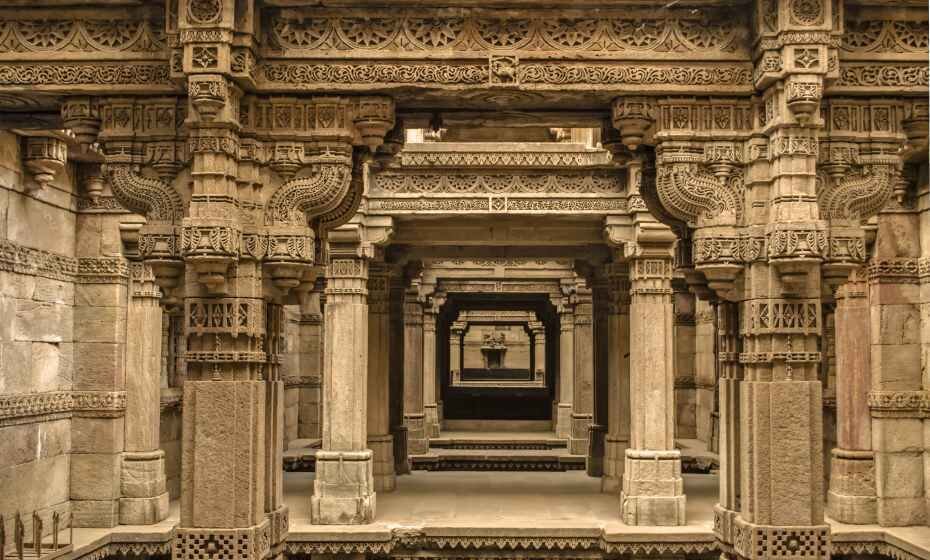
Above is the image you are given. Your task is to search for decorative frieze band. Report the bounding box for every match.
[0,390,127,426]
[0,240,132,284]
[373,171,624,194]
[260,61,754,90]
[868,390,930,418]
[266,10,746,56]
[369,196,628,213]
[0,63,172,86]
[0,239,78,281]
[399,150,612,168]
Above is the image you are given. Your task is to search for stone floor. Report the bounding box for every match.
[287,470,716,529]
[67,470,930,560]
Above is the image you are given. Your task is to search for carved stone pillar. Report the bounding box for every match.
[423,293,442,439]
[311,240,375,524]
[121,263,170,525]
[389,272,410,475]
[869,217,925,526]
[827,268,876,523]
[603,262,631,494]
[450,322,465,385]
[530,323,546,383]
[367,262,395,492]
[556,293,575,440]
[297,285,323,439]
[713,301,742,549]
[622,227,686,526]
[403,279,428,455]
[588,275,610,476]
[570,281,594,455]
[732,123,830,557]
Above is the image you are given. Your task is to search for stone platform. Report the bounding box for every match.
[66,471,930,560]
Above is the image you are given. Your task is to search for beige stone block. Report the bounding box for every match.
[870,283,920,305]
[0,454,70,514]
[38,419,71,459]
[875,452,925,498]
[0,341,32,394]
[7,199,75,255]
[120,453,167,498]
[870,344,922,390]
[0,271,35,299]
[74,305,126,343]
[72,416,124,454]
[71,499,119,528]
[14,300,71,343]
[73,342,124,390]
[119,492,169,525]
[0,296,14,342]
[0,423,38,469]
[31,341,62,392]
[877,497,926,526]
[75,283,128,308]
[33,278,73,306]
[75,215,103,258]
[0,187,8,235]
[870,304,920,345]
[872,418,923,452]
[71,453,121,500]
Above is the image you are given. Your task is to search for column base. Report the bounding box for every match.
[424,403,441,438]
[404,413,428,455]
[119,450,170,524]
[267,506,289,560]
[311,450,376,525]
[174,520,271,560]
[569,412,592,455]
[827,448,877,524]
[730,517,830,560]
[601,435,628,493]
[368,434,396,492]
[621,449,686,526]
[555,403,573,439]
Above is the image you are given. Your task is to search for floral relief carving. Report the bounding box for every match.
[187,0,222,25]
[835,64,929,87]
[0,18,165,53]
[266,11,744,54]
[842,18,929,53]
[817,165,896,221]
[790,0,824,26]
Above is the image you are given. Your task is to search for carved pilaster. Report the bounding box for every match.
[622,224,686,526]
[403,275,428,456]
[311,226,375,524]
[367,261,396,492]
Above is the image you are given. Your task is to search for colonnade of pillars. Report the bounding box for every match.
[134,220,915,535]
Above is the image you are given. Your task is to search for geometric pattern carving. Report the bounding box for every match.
[745,300,821,335]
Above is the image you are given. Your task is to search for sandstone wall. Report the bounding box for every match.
[0,131,75,540]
